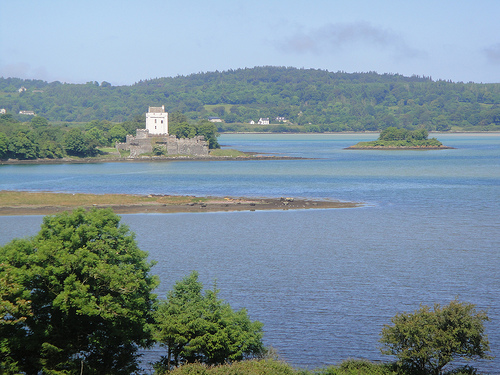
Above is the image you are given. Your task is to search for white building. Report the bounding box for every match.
[0,109,6,114]
[146,105,169,135]
[258,118,270,125]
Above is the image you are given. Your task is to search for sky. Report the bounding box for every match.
[1,0,500,85]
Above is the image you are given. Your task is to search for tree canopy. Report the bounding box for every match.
[154,271,264,371]
[380,299,491,375]
[0,208,158,374]
[1,67,500,131]
[169,117,220,149]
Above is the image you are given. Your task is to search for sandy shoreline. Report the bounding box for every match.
[0,191,362,216]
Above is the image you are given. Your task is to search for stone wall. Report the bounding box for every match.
[116,130,209,157]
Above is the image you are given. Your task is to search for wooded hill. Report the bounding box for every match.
[1,66,500,132]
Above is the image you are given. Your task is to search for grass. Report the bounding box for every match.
[118,149,130,157]
[204,104,234,113]
[0,191,207,208]
[209,149,249,157]
[98,147,119,153]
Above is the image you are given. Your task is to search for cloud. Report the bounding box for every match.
[277,21,423,59]
[484,43,500,64]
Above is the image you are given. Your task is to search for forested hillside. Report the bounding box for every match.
[1,66,500,131]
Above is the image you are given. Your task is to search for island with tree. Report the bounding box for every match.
[346,127,453,149]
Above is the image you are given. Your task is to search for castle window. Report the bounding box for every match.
[161,120,163,123]
[155,119,157,123]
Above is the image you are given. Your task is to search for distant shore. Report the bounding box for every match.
[0,191,362,216]
[345,145,455,150]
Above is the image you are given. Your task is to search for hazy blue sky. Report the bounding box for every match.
[2,0,500,85]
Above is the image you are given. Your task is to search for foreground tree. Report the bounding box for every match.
[0,208,158,374]
[154,271,264,371]
[380,299,491,375]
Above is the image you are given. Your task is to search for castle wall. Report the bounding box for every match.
[167,135,209,155]
[116,130,209,157]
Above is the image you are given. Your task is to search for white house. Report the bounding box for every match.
[146,105,168,135]
[0,109,6,114]
[208,116,222,123]
[19,110,35,116]
[258,118,270,125]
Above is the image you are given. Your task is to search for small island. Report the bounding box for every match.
[346,127,453,149]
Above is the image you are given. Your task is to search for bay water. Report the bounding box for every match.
[0,133,499,373]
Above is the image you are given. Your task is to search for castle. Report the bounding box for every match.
[146,105,169,134]
[116,106,209,157]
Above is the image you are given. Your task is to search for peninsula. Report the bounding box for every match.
[346,127,453,149]
[0,191,361,216]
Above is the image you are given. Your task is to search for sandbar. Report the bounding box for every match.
[0,191,361,216]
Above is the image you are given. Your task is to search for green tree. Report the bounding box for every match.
[86,126,107,147]
[196,120,220,149]
[155,271,264,370]
[380,299,491,375]
[411,128,429,140]
[8,131,38,159]
[0,263,33,374]
[170,122,196,138]
[107,124,128,145]
[30,115,50,128]
[63,127,96,157]
[0,132,8,159]
[0,208,158,374]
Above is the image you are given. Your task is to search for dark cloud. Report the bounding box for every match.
[484,43,500,64]
[277,21,423,59]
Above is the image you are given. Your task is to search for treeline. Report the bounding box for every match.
[1,66,500,131]
[0,114,142,159]
[0,113,219,160]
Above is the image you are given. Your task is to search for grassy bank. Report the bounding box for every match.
[0,190,205,208]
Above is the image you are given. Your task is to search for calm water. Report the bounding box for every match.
[0,133,499,373]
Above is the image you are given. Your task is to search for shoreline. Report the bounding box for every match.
[0,154,308,165]
[344,145,455,150]
[0,191,362,216]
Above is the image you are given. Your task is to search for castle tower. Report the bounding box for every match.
[146,105,168,135]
